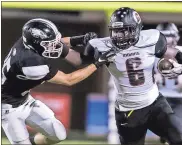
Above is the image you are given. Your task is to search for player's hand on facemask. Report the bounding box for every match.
[94,50,116,68]
[162,59,182,78]
[83,32,98,45]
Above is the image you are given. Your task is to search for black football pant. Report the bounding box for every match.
[166,97,182,119]
[160,97,182,144]
[115,94,182,145]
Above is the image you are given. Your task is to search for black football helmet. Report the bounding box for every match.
[109,7,142,50]
[22,18,63,58]
[156,22,180,48]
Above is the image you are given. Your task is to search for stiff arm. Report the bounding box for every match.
[48,64,97,86]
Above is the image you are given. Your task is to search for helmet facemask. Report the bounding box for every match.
[40,33,63,58]
[109,24,139,50]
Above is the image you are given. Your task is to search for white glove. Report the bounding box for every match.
[161,59,182,78]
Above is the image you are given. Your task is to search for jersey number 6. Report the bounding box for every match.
[126,57,145,86]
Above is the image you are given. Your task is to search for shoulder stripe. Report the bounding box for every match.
[22,65,49,79]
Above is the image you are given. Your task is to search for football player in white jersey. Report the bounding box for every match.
[155,22,182,144]
[82,7,182,145]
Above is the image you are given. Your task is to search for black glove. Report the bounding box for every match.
[70,32,98,47]
[94,49,116,68]
[83,32,98,45]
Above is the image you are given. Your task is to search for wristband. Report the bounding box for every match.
[70,35,85,47]
[94,61,103,68]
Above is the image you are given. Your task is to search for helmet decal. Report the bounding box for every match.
[112,22,124,28]
[25,18,59,34]
[31,28,47,39]
[133,11,141,24]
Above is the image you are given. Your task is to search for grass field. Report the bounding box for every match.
[2,138,163,145]
[2,138,107,144]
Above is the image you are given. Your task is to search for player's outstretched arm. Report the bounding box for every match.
[48,64,97,86]
[48,50,115,86]
[62,32,97,48]
[60,32,98,66]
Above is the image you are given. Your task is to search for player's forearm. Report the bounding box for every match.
[61,35,86,47]
[61,37,71,47]
[48,64,97,86]
[61,36,85,52]
[164,48,182,64]
[65,64,97,86]
[64,49,82,66]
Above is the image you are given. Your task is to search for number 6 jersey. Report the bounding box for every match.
[88,29,167,111]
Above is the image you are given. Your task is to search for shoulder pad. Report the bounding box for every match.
[135,29,160,48]
[89,37,112,52]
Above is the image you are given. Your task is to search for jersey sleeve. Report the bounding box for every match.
[82,38,112,58]
[154,32,167,58]
[43,59,58,81]
[21,54,58,81]
[80,42,96,64]
[80,37,112,65]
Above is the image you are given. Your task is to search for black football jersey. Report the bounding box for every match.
[2,37,68,105]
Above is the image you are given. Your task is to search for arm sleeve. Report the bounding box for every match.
[80,42,101,65]
[154,32,167,58]
[83,42,95,56]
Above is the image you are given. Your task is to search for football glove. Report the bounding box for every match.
[83,32,98,45]
[70,32,98,47]
[94,49,116,68]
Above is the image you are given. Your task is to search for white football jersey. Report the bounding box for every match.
[155,46,182,98]
[89,29,163,111]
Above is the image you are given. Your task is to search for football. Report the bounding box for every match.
[157,58,173,73]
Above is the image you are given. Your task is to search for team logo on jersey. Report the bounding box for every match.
[133,11,141,24]
[123,52,140,57]
[31,28,47,39]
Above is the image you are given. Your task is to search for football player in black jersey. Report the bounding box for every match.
[156,22,182,144]
[1,18,114,145]
[81,7,182,145]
